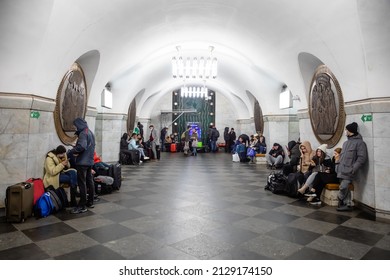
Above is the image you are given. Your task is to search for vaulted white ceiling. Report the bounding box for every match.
[1,0,389,119]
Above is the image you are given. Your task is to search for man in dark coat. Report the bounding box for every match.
[337,122,368,211]
[67,117,96,213]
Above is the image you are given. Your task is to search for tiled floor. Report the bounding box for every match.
[1,152,389,260]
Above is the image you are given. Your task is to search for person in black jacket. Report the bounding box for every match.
[227,128,236,153]
[67,118,95,213]
[283,140,301,175]
[223,127,229,153]
[266,143,285,169]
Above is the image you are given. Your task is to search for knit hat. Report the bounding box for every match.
[346,122,358,134]
[317,144,327,154]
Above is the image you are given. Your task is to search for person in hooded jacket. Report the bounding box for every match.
[304,147,342,205]
[297,144,332,199]
[282,140,301,175]
[299,141,315,177]
[67,117,96,214]
[336,122,368,211]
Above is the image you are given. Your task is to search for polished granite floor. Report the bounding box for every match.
[1,152,389,260]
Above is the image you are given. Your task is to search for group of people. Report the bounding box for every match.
[232,133,267,163]
[120,122,161,162]
[266,122,368,211]
[43,118,367,214]
[43,117,98,214]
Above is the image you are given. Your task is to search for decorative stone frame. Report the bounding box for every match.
[309,65,345,148]
[54,62,88,145]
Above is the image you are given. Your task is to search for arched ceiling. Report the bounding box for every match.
[1,0,389,119]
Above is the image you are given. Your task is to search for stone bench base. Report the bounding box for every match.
[255,154,266,164]
[321,183,354,206]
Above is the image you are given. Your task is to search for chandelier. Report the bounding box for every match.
[172,46,218,79]
[180,85,209,99]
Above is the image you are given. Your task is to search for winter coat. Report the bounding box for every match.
[337,134,368,180]
[68,117,95,166]
[120,133,129,150]
[287,140,301,166]
[43,152,69,188]
[299,141,315,174]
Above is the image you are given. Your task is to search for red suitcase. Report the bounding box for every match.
[170,143,177,153]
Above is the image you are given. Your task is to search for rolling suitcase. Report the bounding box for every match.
[170,143,177,153]
[5,182,34,223]
[109,163,122,190]
[26,178,45,206]
[129,149,140,164]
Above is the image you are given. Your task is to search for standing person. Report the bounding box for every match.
[148,124,158,160]
[67,117,96,214]
[182,125,191,155]
[160,127,168,152]
[137,122,144,139]
[337,122,368,211]
[210,125,220,152]
[190,128,199,156]
[227,128,236,153]
[223,127,230,153]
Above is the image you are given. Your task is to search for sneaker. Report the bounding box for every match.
[309,197,321,205]
[86,202,94,208]
[144,156,149,160]
[70,207,88,214]
[307,196,315,202]
[304,191,317,197]
[336,205,353,211]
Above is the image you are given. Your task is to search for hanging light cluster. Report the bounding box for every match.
[172,46,217,79]
[180,86,208,99]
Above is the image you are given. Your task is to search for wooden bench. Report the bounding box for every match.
[255,153,266,164]
[321,183,354,206]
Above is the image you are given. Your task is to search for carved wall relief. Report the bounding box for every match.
[127,98,136,133]
[54,62,88,145]
[309,65,345,148]
[254,99,264,135]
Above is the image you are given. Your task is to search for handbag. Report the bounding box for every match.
[232,153,240,162]
[247,147,255,157]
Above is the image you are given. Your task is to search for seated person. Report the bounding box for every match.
[297,144,332,197]
[258,135,267,154]
[235,137,248,162]
[128,133,149,160]
[266,143,285,168]
[165,135,172,144]
[93,151,111,170]
[43,145,78,206]
[283,140,301,175]
[303,147,342,205]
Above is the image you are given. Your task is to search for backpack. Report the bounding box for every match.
[286,172,304,198]
[265,171,288,194]
[34,192,54,218]
[45,186,63,213]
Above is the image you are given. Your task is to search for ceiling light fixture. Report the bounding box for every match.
[172,46,217,79]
